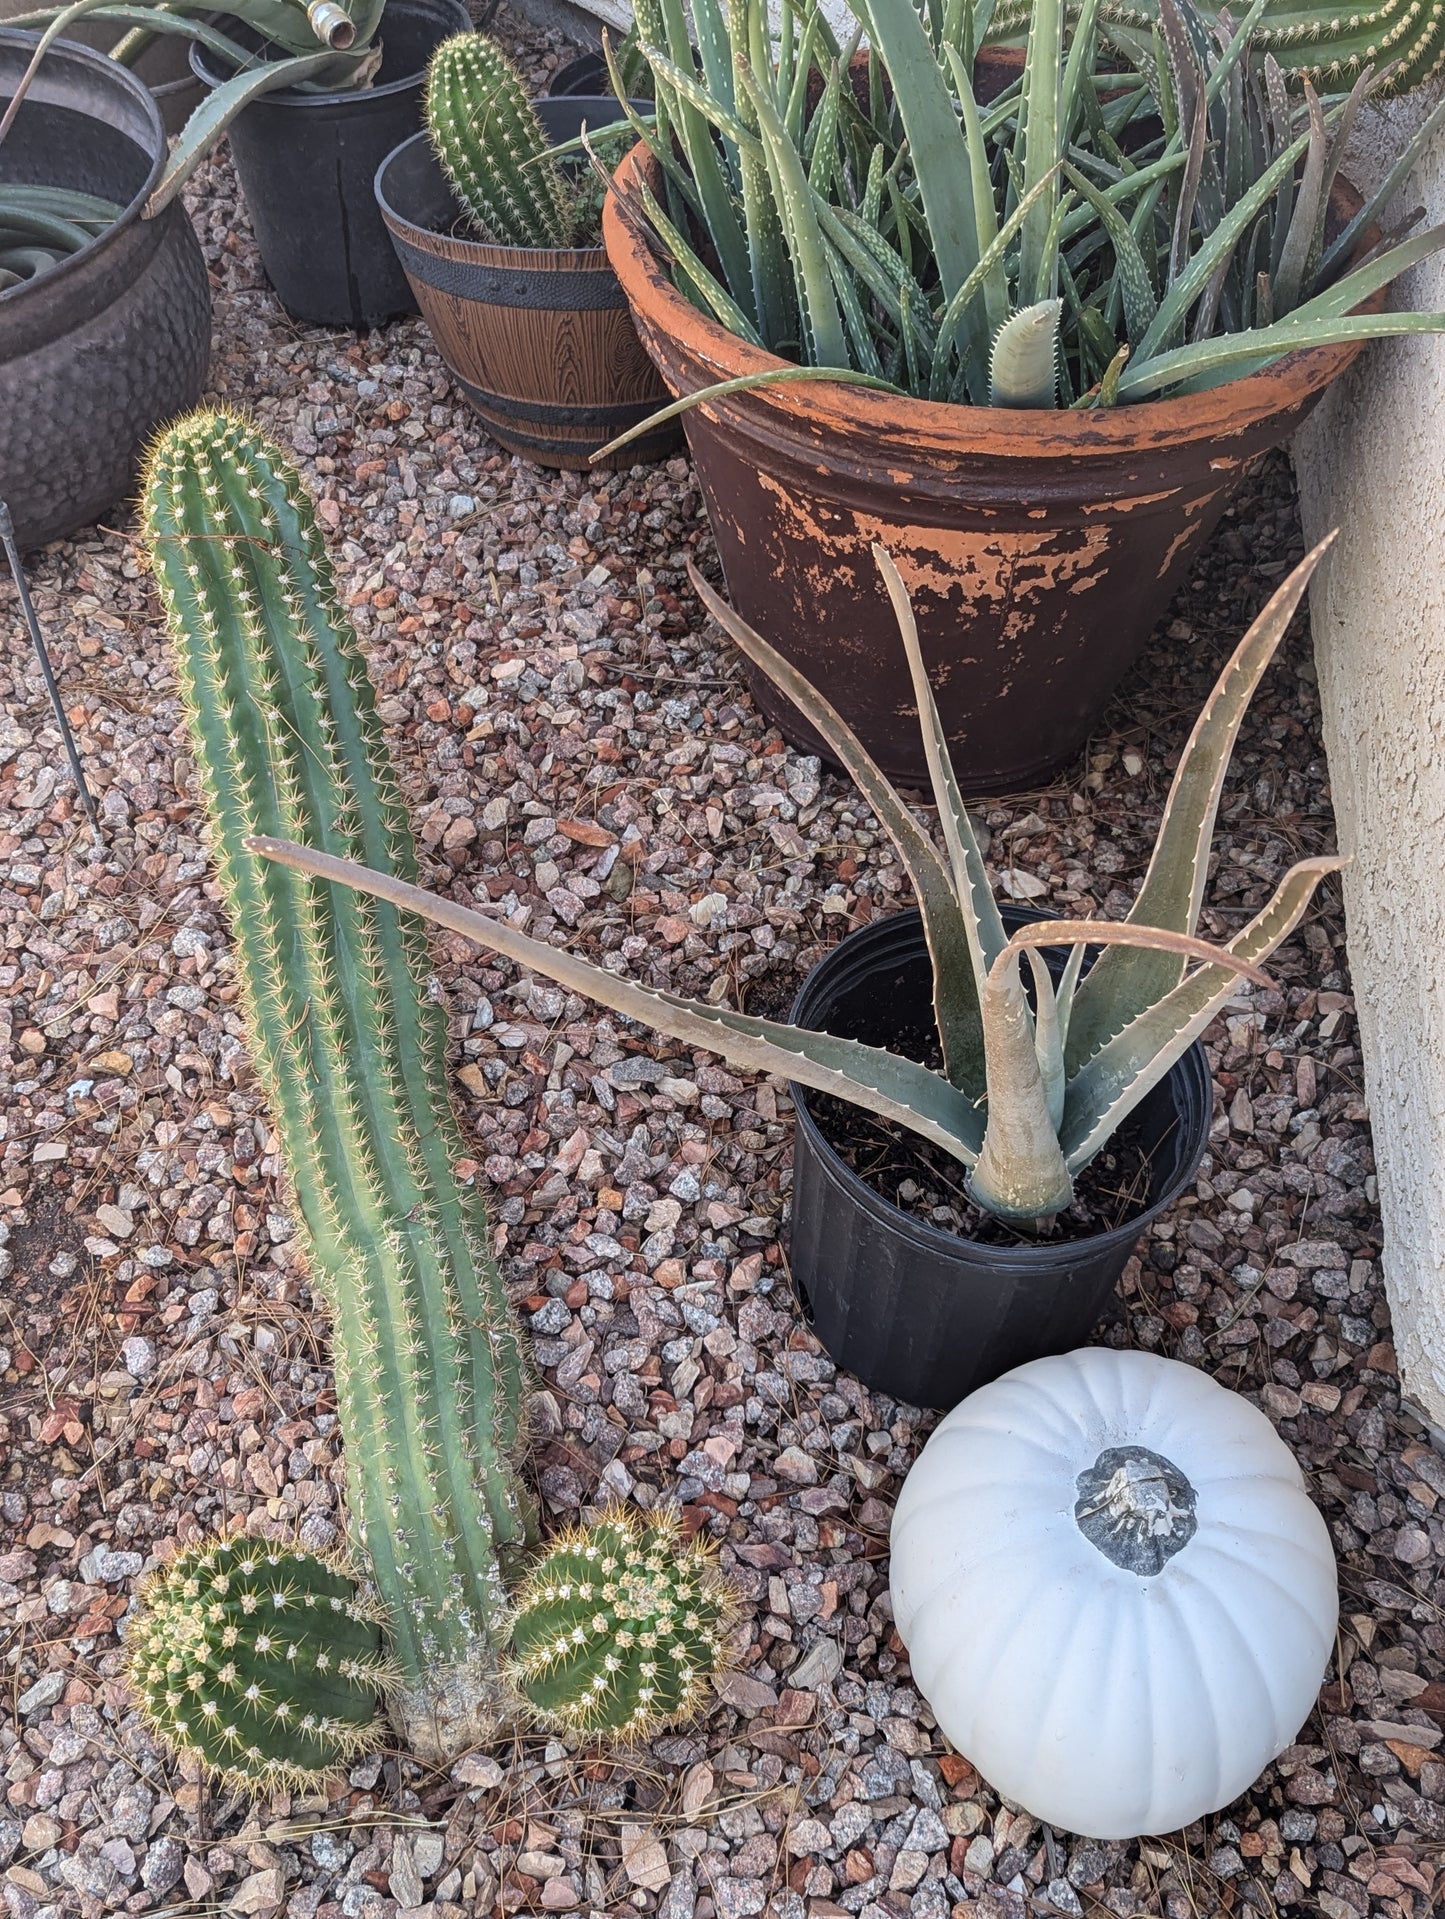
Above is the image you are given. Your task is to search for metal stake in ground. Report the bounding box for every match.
[0,498,103,847]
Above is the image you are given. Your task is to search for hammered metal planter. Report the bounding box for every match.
[0,30,211,551]
[376,100,674,469]
[604,147,1381,793]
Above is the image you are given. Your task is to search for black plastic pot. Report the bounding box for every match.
[546,51,607,96]
[0,29,211,550]
[786,909,1212,1410]
[191,0,470,328]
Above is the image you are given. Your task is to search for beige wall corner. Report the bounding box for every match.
[1293,94,1445,1432]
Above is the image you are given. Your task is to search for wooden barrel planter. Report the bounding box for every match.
[374,100,676,470]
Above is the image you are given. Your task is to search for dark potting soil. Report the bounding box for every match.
[808,1087,1161,1248]
[796,991,1169,1248]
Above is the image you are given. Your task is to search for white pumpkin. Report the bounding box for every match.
[889,1349,1338,1839]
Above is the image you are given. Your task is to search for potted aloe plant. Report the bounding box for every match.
[374,32,675,467]
[248,535,1342,1411]
[598,0,1445,792]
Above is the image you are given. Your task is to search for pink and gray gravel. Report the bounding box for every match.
[1,12,1444,1919]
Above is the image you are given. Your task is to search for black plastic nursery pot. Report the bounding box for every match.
[546,51,607,96]
[0,28,211,550]
[375,98,678,469]
[786,908,1212,1411]
[191,0,470,328]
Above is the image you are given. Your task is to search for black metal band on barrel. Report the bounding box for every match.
[454,376,664,432]
[391,236,629,310]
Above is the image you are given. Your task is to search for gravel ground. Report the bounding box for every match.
[2,11,1444,1918]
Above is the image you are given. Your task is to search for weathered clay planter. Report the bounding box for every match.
[375,100,676,469]
[605,149,1383,792]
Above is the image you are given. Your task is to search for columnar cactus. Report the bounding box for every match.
[506,1512,736,1739]
[139,409,534,1762]
[985,0,1445,96]
[128,1537,390,1791]
[425,33,574,247]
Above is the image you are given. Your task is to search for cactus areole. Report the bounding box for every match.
[141,409,534,1761]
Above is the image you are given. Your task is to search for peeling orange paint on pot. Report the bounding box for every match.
[605,150,1384,793]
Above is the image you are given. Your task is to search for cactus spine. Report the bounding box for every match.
[506,1512,735,1739]
[140,409,534,1762]
[985,0,1445,97]
[128,1537,390,1791]
[425,33,574,247]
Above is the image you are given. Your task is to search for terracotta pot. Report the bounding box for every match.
[376,102,676,470]
[604,149,1382,792]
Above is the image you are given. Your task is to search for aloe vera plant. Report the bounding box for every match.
[249,538,1344,1229]
[2,0,384,215]
[604,0,1445,416]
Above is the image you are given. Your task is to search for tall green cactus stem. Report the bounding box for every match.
[140,410,534,1762]
[128,1537,390,1791]
[506,1511,736,1739]
[985,0,1445,96]
[425,34,573,247]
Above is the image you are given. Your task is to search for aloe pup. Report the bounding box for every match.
[140,409,533,1761]
[250,537,1344,1229]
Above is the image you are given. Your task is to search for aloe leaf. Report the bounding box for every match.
[734,0,797,348]
[972,955,1073,1222]
[146,48,371,216]
[1118,305,1445,400]
[1134,125,1311,361]
[933,166,1063,378]
[851,0,987,360]
[1017,0,1064,304]
[631,171,765,345]
[591,362,902,463]
[1055,938,1087,1045]
[1063,163,1157,343]
[1320,87,1445,281]
[736,57,849,367]
[687,561,987,1101]
[249,836,985,1166]
[943,45,1008,345]
[873,546,1009,1005]
[634,10,753,317]
[990,299,1062,406]
[1028,949,1066,1133]
[1061,857,1347,1171]
[1272,84,1327,317]
[1063,537,1332,1071]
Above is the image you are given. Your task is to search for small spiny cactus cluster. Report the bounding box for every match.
[128,1537,391,1791]
[426,34,577,248]
[506,1512,736,1739]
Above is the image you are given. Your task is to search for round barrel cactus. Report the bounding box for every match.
[507,1511,736,1740]
[128,1535,391,1791]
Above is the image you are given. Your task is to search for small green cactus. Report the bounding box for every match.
[506,1511,736,1740]
[128,1537,391,1791]
[426,33,576,248]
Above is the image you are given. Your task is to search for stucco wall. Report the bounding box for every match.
[1293,96,1445,1431]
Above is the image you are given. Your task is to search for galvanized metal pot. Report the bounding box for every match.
[604,147,1380,794]
[0,29,211,551]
